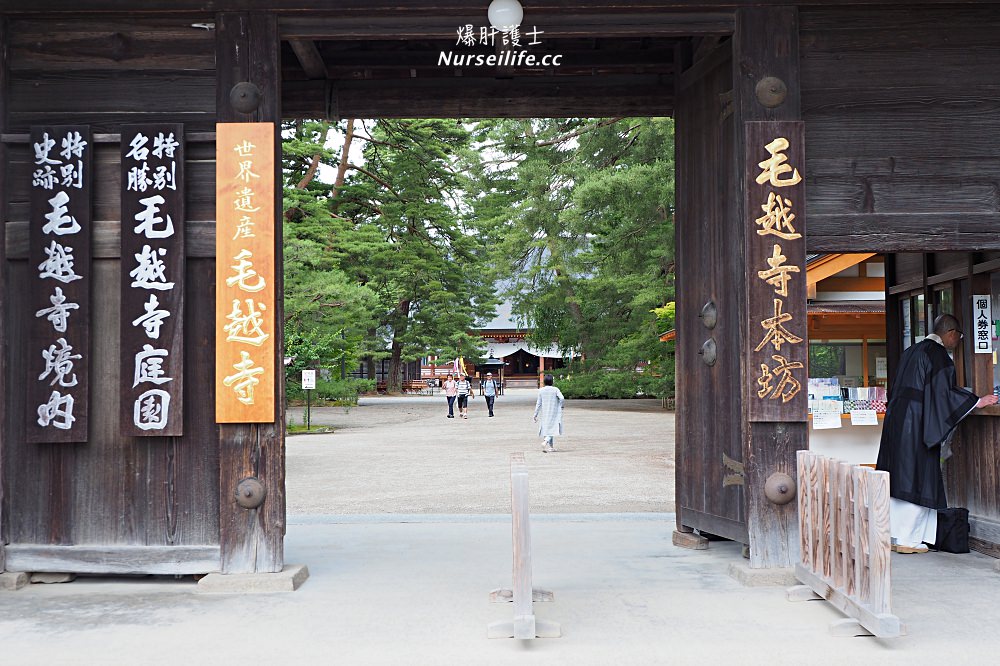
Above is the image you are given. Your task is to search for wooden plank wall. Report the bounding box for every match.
[674,40,747,543]
[2,17,220,569]
[0,16,9,572]
[801,6,1000,252]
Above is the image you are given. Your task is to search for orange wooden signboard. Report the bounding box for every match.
[215,123,275,423]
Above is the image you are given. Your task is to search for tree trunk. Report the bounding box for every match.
[546,238,591,358]
[386,298,411,393]
[331,118,356,205]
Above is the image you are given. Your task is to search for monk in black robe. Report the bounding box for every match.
[876,314,997,553]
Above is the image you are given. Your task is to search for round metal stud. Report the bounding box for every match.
[755,76,788,108]
[764,472,797,505]
[235,477,267,509]
[230,81,263,113]
[699,300,718,330]
[699,338,717,367]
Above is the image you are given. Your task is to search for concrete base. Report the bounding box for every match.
[995,559,1000,573]
[671,530,709,550]
[196,564,309,593]
[29,572,76,584]
[727,561,798,587]
[0,571,29,591]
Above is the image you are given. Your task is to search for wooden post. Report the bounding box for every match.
[735,6,808,569]
[488,453,559,639]
[0,16,8,573]
[215,12,286,574]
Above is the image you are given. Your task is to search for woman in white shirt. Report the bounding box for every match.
[455,374,472,419]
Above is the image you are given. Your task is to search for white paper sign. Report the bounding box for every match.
[812,411,842,430]
[301,369,316,390]
[875,357,887,379]
[973,295,992,354]
[850,409,879,426]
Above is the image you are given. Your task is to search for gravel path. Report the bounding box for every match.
[286,389,675,515]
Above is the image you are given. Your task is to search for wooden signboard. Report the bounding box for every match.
[215,122,276,423]
[120,124,185,436]
[27,126,92,443]
[745,121,807,422]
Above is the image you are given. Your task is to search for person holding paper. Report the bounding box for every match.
[876,314,999,553]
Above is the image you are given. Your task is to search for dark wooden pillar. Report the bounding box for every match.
[733,7,806,568]
[0,16,8,573]
[215,12,286,574]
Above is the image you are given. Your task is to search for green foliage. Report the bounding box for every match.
[287,377,376,405]
[464,118,676,379]
[809,344,846,378]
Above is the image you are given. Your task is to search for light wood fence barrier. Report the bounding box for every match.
[787,451,906,638]
[488,453,560,639]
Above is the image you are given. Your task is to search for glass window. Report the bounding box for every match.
[901,296,912,350]
[933,286,954,323]
[914,293,926,342]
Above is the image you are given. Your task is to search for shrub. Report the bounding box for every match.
[287,377,375,406]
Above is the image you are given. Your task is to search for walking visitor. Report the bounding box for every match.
[482,372,499,417]
[533,374,565,452]
[444,374,457,418]
[456,374,473,419]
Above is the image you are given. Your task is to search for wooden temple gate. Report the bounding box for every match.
[3,1,1000,578]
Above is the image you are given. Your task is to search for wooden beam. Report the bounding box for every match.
[4,544,220,575]
[5,1,993,14]
[814,276,885,293]
[808,214,1000,252]
[805,253,877,286]
[288,38,327,79]
[278,13,735,40]
[284,75,674,119]
[216,11,286,575]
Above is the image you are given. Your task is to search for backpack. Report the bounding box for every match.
[933,507,970,553]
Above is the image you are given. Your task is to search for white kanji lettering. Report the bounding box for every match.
[152,132,179,159]
[37,390,76,430]
[35,287,79,333]
[32,165,58,189]
[133,194,174,239]
[60,131,88,160]
[129,245,175,290]
[37,240,83,284]
[131,293,171,339]
[134,389,170,430]
[133,343,172,388]
[43,191,81,236]
[33,132,60,165]
[60,161,84,189]
[125,133,150,162]
[127,163,152,192]
[39,337,81,388]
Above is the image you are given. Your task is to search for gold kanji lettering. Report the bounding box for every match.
[754,298,803,352]
[755,191,801,240]
[756,354,804,403]
[756,244,800,297]
[755,137,801,187]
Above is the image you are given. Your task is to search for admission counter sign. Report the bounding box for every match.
[746,121,807,422]
[215,123,276,423]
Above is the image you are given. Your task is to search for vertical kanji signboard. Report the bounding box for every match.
[27,126,92,443]
[215,123,276,423]
[746,121,807,422]
[120,124,185,436]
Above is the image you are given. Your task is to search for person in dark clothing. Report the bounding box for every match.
[875,314,998,553]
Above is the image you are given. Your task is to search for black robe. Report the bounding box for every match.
[875,338,977,510]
